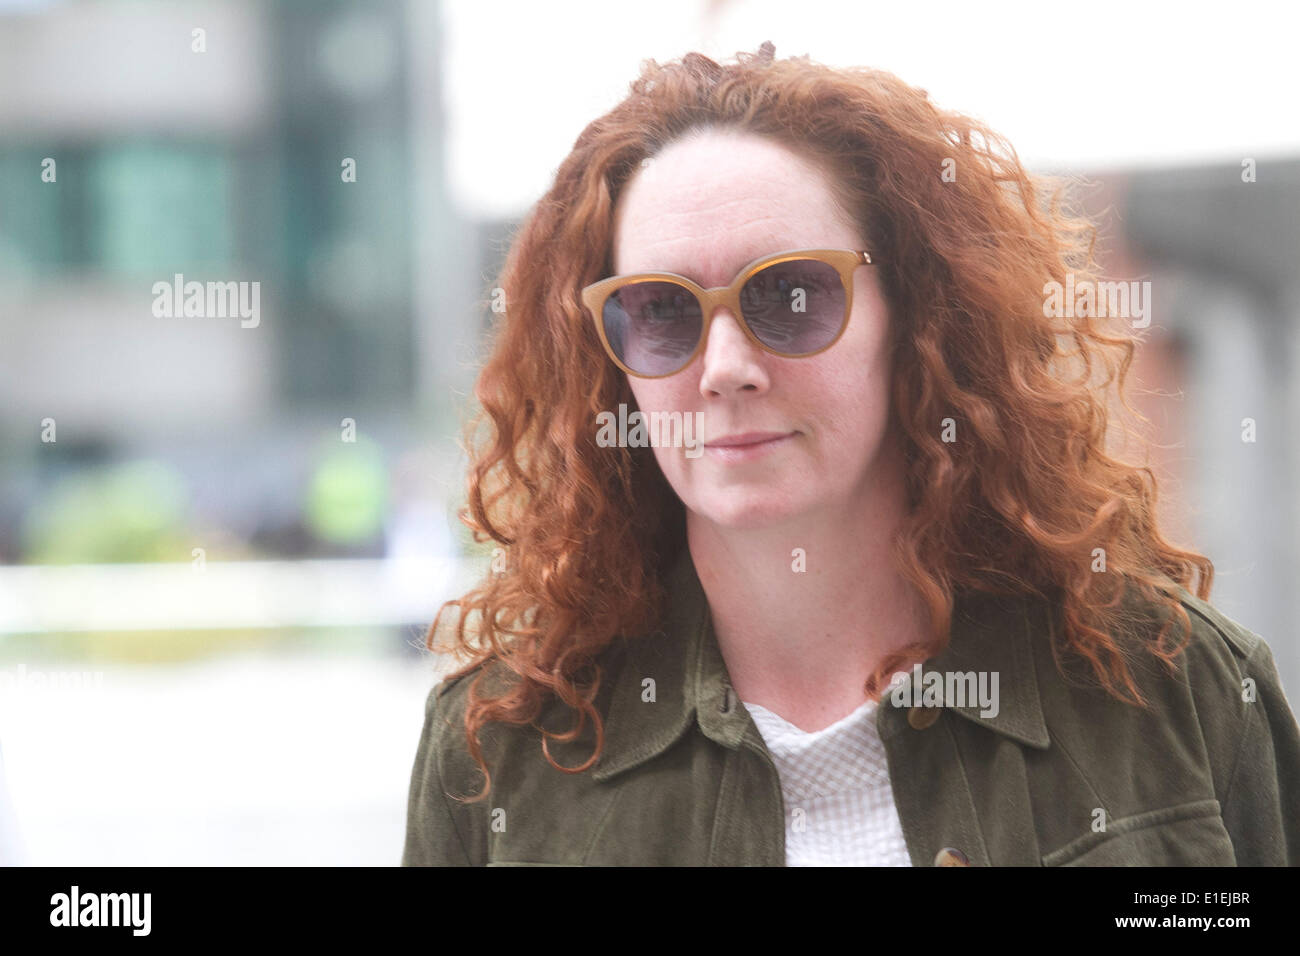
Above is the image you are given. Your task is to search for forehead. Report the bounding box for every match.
[611,129,859,285]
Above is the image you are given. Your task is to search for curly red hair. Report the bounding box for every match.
[428,43,1213,801]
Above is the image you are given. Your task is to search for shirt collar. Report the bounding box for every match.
[592,546,1050,782]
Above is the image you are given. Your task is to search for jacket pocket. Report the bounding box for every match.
[1041,799,1235,866]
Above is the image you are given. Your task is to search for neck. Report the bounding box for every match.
[686,431,932,732]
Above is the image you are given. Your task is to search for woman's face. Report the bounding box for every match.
[611,127,900,530]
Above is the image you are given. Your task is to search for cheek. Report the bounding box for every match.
[623,381,702,487]
[808,337,893,439]
[626,379,679,416]
[625,381,695,461]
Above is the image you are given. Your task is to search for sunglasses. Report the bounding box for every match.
[581,248,875,378]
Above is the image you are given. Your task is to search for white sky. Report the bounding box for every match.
[441,0,1300,220]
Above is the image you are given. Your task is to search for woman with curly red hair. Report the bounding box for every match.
[402,43,1300,866]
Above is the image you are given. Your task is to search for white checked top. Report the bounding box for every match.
[741,696,913,866]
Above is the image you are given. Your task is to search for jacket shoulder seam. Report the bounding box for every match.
[1176,591,1259,660]
[1217,638,1275,815]
[434,654,496,699]
[1156,592,1264,821]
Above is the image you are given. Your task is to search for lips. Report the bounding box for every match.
[704,431,795,448]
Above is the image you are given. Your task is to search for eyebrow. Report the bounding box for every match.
[620,247,799,284]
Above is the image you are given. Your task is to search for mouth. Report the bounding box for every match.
[703,431,797,461]
[705,431,796,448]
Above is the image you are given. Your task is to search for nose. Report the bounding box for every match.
[697,306,771,396]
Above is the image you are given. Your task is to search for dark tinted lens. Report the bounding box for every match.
[602,281,703,376]
[739,259,846,354]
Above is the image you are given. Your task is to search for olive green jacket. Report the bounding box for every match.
[402,547,1300,866]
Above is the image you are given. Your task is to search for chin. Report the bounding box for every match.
[692,493,803,530]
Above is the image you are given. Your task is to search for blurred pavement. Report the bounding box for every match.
[0,650,452,866]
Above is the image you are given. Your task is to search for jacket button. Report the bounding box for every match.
[908,705,941,729]
[934,846,970,866]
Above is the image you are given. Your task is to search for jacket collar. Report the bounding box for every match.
[592,546,1050,782]
[893,587,1052,750]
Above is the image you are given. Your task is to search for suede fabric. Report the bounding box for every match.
[403,547,1300,866]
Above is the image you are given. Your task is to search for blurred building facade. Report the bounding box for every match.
[0,1,1295,695]
[0,0,488,567]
